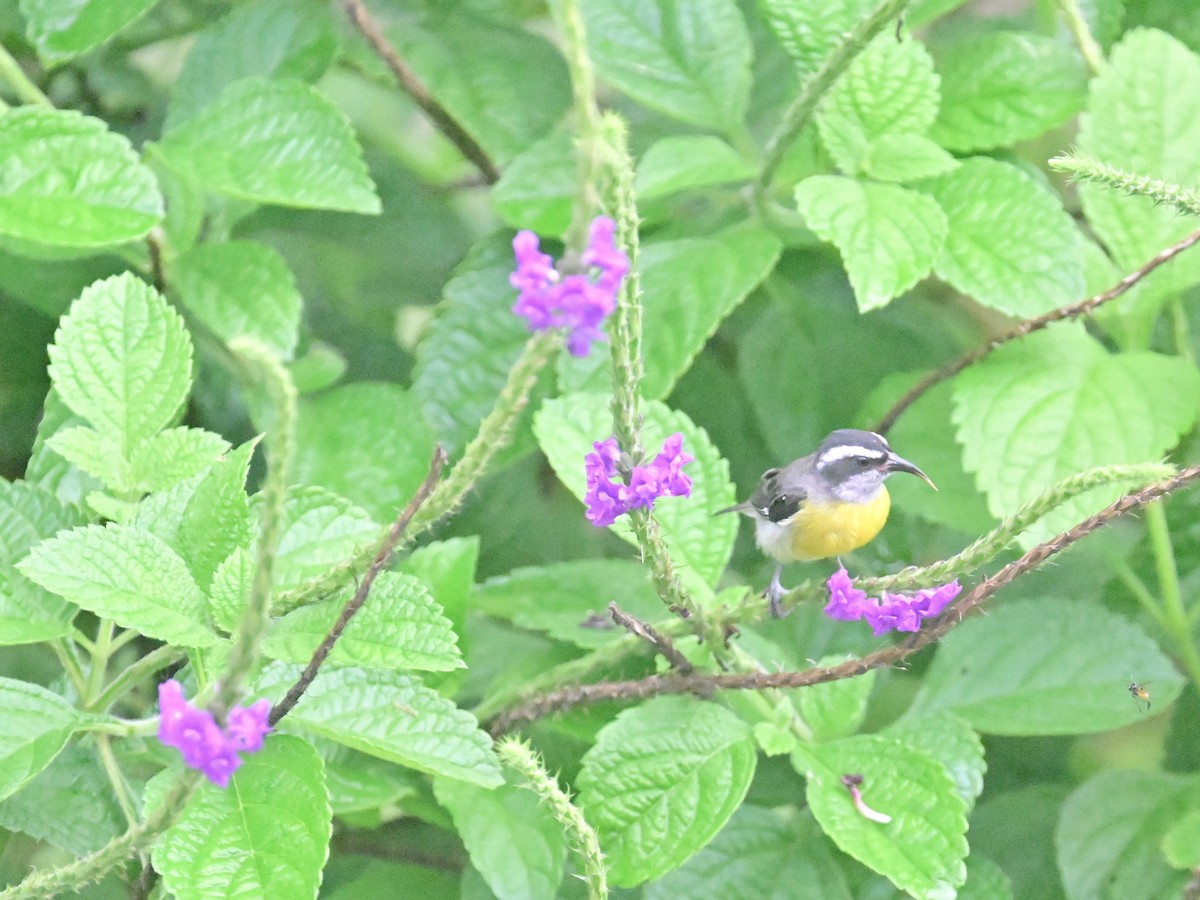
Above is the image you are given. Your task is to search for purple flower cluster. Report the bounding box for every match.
[584,433,694,527]
[511,216,629,357]
[157,680,271,787]
[823,568,960,636]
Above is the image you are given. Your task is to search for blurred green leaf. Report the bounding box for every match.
[155,736,331,900]
[270,487,380,591]
[884,712,985,812]
[931,32,1087,151]
[583,0,752,133]
[1162,808,1200,868]
[491,130,575,234]
[635,136,754,201]
[577,696,756,887]
[322,857,459,900]
[797,654,875,742]
[969,785,1070,900]
[761,0,875,77]
[860,133,959,183]
[906,598,1186,734]
[19,0,156,62]
[0,678,83,803]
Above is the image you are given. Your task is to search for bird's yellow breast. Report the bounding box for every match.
[789,488,891,561]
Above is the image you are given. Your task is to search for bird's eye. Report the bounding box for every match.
[856,457,871,468]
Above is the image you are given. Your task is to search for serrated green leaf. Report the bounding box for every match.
[1056,771,1200,900]
[26,388,105,507]
[155,735,331,900]
[165,0,337,130]
[794,734,968,898]
[491,130,575,234]
[0,480,85,645]
[434,772,566,900]
[209,545,253,633]
[1076,29,1200,299]
[578,696,756,887]
[817,34,940,175]
[0,678,83,803]
[645,806,851,900]
[48,273,192,453]
[952,326,1200,541]
[1163,808,1200,868]
[0,107,162,246]
[396,537,478,658]
[271,487,380,592]
[19,523,217,646]
[155,77,380,213]
[319,742,421,816]
[412,235,546,460]
[635,135,754,201]
[386,8,570,166]
[884,712,986,812]
[798,655,875,742]
[534,394,736,595]
[761,0,876,77]
[292,383,436,524]
[907,598,1186,734]
[921,157,1085,316]
[796,176,947,311]
[19,0,157,62]
[473,559,663,649]
[129,427,231,493]
[583,0,752,132]
[931,31,1087,151]
[170,241,302,359]
[254,663,503,787]
[0,741,122,854]
[264,572,462,673]
[861,134,959,183]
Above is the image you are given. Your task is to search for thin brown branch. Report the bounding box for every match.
[488,465,1200,732]
[341,0,500,184]
[608,601,693,673]
[876,226,1200,434]
[269,446,448,726]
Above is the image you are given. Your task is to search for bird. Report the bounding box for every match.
[719,429,936,617]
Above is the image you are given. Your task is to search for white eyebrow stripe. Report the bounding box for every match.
[817,445,887,466]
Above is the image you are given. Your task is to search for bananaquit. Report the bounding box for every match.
[719,429,935,617]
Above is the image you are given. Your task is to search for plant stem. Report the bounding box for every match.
[1056,0,1105,75]
[94,735,139,827]
[0,42,51,107]
[51,639,88,698]
[85,619,115,706]
[87,644,185,713]
[1146,502,1200,696]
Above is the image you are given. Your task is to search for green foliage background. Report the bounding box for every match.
[1,0,1200,897]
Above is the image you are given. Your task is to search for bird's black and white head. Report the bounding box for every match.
[813,429,935,502]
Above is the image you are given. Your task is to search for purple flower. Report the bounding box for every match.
[510,216,628,357]
[823,570,960,635]
[156,680,273,788]
[583,433,694,527]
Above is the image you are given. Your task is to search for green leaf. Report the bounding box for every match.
[412,235,545,460]
[1163,808,1200,869]
[396,537,479,659]
[473,559,663,649]
[0,741,122,854]
[1056,771,1200,900]
[155,77,380,213]
[577,696,756,887]
[48,273,192,451]
[154,735,331,900]
[320,742,421,816]
[491,130,575,234]
[19,0,157,62]
[254,663,503,787]
[906,597,1186,734]
[761,0,876,77]
[264,572,463,673]
[1076,29,1200,297]
[884,712,986,812]
[534,394,737,596]
[952,326,1200,541]
[271,487,381,592]
[129,427,231,493]
[323,858,457,900]
[434,772,566,900]
[583,0,752,133]
[794,734,968,898]
[797,655,876,742]
[165,0,337,130]
[931,32,1087,151]
[19,523,218,647]
[860,133,959,183]
[970,785,1069,900]
[635,135,754,201]
[920,157,1085,316]
[0,107,161,247]
[25,388,104,508]
[796,176,947,312]
[208,546,253,634]
[644,806,851,900]
[170,241,302,359]
[959,856,1014,900]
[0,479,85,645]
[0,678,83,803]
[292,383,436,524]
[817,34,940,175]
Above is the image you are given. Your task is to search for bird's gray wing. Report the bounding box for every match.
[749,466,807,523]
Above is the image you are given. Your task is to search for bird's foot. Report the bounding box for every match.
[765,566,790,618]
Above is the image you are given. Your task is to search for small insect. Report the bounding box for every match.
[1128,681,1151,712]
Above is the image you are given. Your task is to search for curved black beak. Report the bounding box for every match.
[885,452,937,491]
